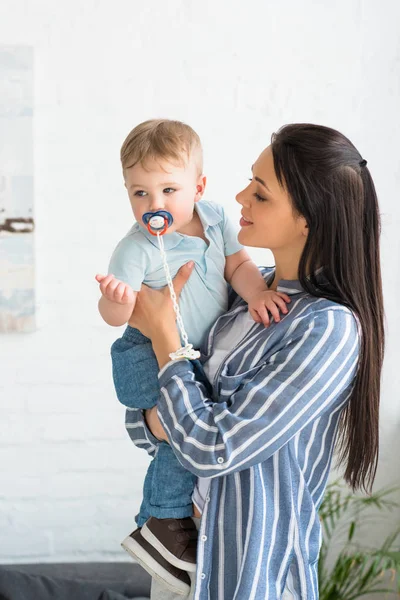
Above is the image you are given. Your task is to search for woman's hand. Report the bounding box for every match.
[128,261,195,340]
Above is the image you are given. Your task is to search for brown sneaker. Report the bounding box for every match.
[121,527,191,595]
[141,516,198,572]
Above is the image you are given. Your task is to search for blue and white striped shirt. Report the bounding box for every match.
[125,268,360,599]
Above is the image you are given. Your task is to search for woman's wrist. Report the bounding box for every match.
[151,322,182,369]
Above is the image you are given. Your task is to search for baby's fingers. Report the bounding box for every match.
[276,292,291,304]
[121,286,134,303]
[267,303,281,323]
[113,282,127,303]
[99,274,117,296]
[249,307,262,324]
[98,274,113,292]
[269,295,289,315]
[255,305,271,328]
[105,277,122,299]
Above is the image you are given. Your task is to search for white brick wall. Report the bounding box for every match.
[0,0,399,567]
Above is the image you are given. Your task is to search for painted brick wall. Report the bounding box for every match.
[0,0,399,568]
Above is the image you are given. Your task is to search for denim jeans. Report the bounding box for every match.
[111,326,211,527]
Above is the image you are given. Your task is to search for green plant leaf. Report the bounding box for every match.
[318,481,400,600]
[348,521,356,542]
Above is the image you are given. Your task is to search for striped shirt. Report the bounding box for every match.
[125,267,360,599]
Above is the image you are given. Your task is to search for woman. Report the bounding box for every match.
[113,124,384,599]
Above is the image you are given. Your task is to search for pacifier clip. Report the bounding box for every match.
[142,210,200,361]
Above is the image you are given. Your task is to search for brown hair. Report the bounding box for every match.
[271,123,384,493]
[120,119,203,174]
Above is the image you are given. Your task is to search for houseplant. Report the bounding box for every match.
[318,480,400,599]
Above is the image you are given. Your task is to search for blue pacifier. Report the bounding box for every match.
[142,210,174,236]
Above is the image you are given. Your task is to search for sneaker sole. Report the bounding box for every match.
[141,521,197,572]
[121,535,190,596]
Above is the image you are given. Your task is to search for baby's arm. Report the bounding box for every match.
[225,249,290,327]
[96,273,138,326]
[225,249,267,299]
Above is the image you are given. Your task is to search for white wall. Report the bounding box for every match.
[0,0,399,567]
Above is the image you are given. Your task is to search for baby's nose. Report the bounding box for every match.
[149,199,165,212]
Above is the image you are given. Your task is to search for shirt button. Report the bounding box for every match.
[201,535,207,541]
[206,496,210,502]
[217,457,224,464]
[201,573,206,579]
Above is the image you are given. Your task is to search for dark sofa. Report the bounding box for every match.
[0,562,151,600]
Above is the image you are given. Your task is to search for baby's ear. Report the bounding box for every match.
[195,175,207,201]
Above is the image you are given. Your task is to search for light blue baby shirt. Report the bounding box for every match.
[108,200,243,349]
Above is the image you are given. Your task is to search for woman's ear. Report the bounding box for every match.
[195,175,207,202]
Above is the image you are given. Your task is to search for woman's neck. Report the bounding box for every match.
[269,254,301,290]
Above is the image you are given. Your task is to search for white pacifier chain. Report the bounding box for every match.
[146,213,200,361]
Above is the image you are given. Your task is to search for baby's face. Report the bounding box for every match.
[124,157,203,234]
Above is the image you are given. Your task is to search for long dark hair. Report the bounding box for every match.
[271,124,384,493]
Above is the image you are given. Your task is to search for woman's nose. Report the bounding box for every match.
[235,187,247,206]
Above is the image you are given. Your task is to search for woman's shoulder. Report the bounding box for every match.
[253,296,361,374]
[228,266,360,340]
[285,294,361,350]
[297,294,358,322]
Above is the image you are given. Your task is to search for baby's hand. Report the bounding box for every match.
[248,290,291,327]
[95,274,135,305]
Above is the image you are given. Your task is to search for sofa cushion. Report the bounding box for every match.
[0,563,150,600]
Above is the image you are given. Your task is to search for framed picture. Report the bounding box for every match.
[0,46,34,332]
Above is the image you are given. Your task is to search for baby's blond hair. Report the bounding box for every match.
[120,119,203,174]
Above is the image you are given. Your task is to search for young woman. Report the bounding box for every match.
[113,124,384,600]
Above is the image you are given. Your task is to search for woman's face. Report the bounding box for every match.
[236,146,308,254]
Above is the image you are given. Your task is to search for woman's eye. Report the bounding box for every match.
[253,192,267,202]
[163,187,175,194]
[249,177,267,201]
[134,190,147,197]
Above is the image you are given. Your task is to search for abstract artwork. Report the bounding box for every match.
[0,46,34,332]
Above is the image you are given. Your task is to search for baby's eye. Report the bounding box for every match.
[134,190,147,197]
[163,188,175,194]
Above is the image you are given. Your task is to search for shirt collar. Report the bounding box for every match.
[138,200,222,251]
[276,277,304,295]
[263,266,326,296]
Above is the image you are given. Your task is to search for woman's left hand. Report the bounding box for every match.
[128,261,195,340]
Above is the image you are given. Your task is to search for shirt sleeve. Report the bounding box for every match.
[125,407,159,457]
[155,309,360,478]
[108,235,148,291]
[220,205,244,256]
[111,326,162,453]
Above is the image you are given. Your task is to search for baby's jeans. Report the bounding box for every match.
[111,326,204,527]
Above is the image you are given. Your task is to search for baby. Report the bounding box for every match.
[96,119,289,592]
